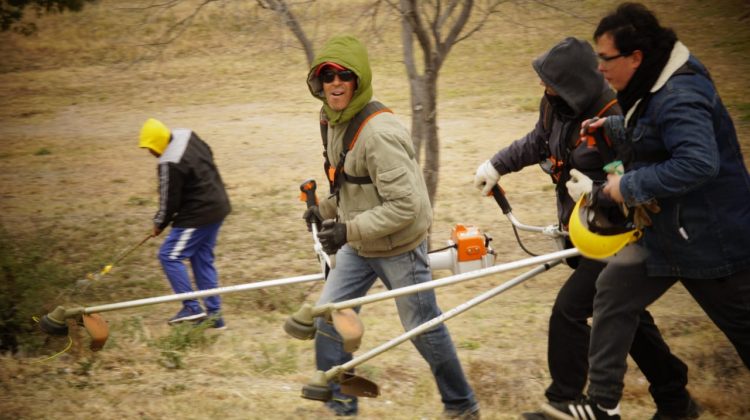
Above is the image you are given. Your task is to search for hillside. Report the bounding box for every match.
[1,1,749,419]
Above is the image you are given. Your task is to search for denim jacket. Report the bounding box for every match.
[605,42,750,279]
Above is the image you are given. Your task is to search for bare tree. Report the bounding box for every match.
[387,0,505,205]
[255,0,315,65]
[128,0,506,207]
[259,0,505,206]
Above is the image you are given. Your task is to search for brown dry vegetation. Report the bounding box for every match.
[1,1,749,419]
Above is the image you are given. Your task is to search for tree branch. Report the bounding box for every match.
[401,0,434,71]
[454,0,505,44]
[257,0,315,64]
[436,0,471,62]
[529,0,593,24]
[144,0,218,46]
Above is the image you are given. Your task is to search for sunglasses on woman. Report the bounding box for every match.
[319,69,356,84]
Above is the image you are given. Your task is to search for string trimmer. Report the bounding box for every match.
[38,272,325,350]
[286,181,577,400]
[299,179,335,274]
[37,179,500,352]
[300,259,567,400]
[283,247,579,352]
[76,232,153,287]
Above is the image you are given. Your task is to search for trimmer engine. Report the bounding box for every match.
[430,224,495,274]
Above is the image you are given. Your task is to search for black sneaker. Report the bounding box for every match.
[443,406,480,419]
[541,398,621,420]
[520,411,548,419]
[652,398,703,420]
[167,306,207,324]
[195,312,226,330]
[325,397,357,417]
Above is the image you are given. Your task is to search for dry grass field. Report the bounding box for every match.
[1,1,749,419]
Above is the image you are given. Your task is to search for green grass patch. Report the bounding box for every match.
[152,322,219,369]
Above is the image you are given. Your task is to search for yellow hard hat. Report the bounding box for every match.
[568,195,642,260]
[139,118,170,155]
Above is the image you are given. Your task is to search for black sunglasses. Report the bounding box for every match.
[319,69,356,84]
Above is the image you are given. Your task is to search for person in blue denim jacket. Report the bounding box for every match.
[541,3,750,420]
[473,37,695,420]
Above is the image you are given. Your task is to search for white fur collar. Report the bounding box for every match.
[625,41,691,126]
[651,41,690,93]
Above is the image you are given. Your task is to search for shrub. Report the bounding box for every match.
[0,226,77,354]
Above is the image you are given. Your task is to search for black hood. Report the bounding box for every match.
[532,37,607,116]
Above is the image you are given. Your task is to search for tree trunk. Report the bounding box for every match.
[421,78,439,207]
[407,77,439,206]
[400,3,439,206]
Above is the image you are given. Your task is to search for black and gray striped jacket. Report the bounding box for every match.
[154,129,231,230]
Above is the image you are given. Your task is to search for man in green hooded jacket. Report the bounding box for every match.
[302,35,479,418]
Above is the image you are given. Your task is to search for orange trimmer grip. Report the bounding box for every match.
[299,179,318,207]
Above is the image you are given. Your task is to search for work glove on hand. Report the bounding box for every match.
[473,160,501,196]
[318,219,347,255]
[302,205,323,232]
[566,169,593,202]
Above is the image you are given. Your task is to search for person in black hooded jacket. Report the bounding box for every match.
[473,38,699,419]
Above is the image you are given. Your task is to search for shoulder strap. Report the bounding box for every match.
[343,101,391,152]
[592,98,619,162]
[320,108,332,186]
[320,102,393,194]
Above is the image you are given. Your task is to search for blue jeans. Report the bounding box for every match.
[158,221,223,313]
[588,247,750,408]
[314,241,477,413]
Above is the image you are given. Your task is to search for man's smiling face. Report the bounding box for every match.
[322,70,356,111]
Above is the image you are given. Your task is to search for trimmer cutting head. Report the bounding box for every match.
[283,303,316,340]
[38,306,109,351]
[340,371,379,398]
[300,370,379,401]
[39,306,69,336]
[331,309,364,353]
[301,370,333,401]
[81,313,109,351]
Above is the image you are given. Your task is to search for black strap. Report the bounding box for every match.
[540,95,620,183]
[319,101,391,194]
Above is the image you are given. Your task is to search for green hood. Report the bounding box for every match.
[307,35,373,126]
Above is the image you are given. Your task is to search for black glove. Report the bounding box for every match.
[302,205,323,232]
[318,219,347,255]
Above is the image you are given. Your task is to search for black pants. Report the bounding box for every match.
[545,257,691,414]
[588,255,750,408]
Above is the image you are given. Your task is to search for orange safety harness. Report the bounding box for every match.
[540,98,619,183]
[319,101,392,196]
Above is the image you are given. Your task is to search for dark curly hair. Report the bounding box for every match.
[594,2,676,57]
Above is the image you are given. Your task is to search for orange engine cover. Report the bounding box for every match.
[451,224,486,262]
